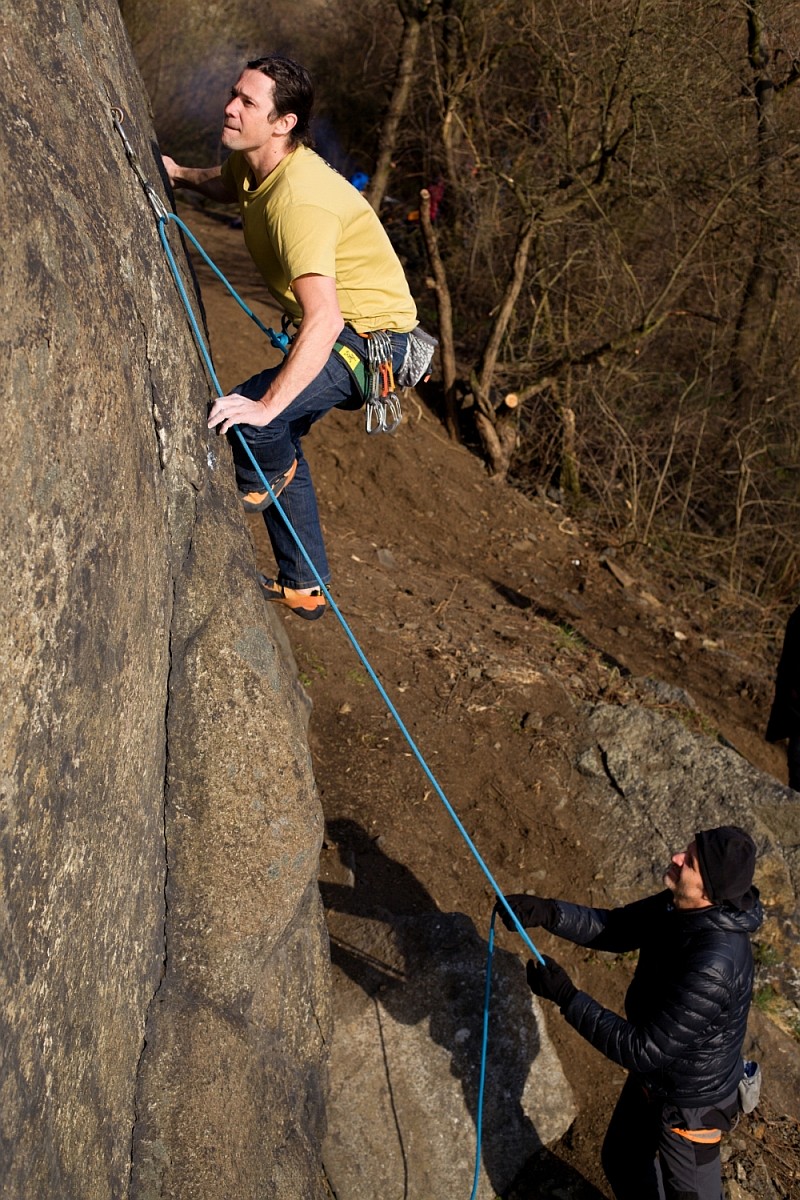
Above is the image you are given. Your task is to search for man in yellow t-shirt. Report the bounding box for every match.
[163,55,418,620]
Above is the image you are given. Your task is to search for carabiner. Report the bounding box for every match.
[382,392,402,433]
[111,105,169,220]
[366,397,385,434]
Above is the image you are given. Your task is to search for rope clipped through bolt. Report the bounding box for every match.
[112,108,543,1196]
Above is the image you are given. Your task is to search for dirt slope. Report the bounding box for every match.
[177,204,799,1198]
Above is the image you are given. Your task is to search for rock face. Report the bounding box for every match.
[319,837,575,1199]
[574,701,800,1117]
[323,912,575,1200]
[0,4,329,1197]
[576,702,800,918]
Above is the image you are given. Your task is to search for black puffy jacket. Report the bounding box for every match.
[550,889,763,1105]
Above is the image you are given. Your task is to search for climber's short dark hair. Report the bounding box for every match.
[246,55,314,148]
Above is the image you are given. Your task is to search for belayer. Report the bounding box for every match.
[163,55,432,620]
[498,826,763,1200]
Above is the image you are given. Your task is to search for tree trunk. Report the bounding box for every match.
[420,187,460,439]
[730,0,789,421]
[560,402,580,501]
[471,370,518,478]
[471,214,536,476]
[366,6,427,213]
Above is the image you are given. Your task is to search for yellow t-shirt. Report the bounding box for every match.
[220,147,417,334]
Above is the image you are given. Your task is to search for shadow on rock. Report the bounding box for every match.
[320,819,583,1199]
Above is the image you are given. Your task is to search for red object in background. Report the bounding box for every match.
[427,178,445,222]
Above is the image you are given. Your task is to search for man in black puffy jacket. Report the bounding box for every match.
[499,825,762,1200]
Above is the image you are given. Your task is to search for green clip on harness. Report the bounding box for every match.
[332,339,367,413]
[112,106,542,1200]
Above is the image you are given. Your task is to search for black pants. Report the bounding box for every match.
[787,733,800,791]
[601,1076,738,1200]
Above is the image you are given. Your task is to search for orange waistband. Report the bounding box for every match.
[670,1127,722,1145]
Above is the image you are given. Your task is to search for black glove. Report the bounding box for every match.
[526,955,577,1010]
[495,893,557,932]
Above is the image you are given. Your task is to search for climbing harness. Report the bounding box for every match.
[333,329,413,434]
[332,340,366,407]
[113,107,541,1198]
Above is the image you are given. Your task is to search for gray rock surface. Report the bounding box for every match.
[322,893,574,1199]
[1,4,329,1197]
[577,702,800,916]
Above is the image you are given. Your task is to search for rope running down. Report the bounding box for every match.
[112,107,544,1198]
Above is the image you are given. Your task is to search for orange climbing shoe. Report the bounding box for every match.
[258,575,327,621]
[240,459,297,513]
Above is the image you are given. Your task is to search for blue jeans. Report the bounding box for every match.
[230,326,408,589]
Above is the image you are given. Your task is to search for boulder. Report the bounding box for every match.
[576,703,800,915]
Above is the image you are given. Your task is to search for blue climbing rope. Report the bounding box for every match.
[157,211,545,959]
[470,909,497,1200]
[111,102,545,1189]
[158,215,292,358]
[156,208,544,1197]
[156,212,542,1196]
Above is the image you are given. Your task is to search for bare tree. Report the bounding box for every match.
[123,0,800,599]
[366,0,435,212]
[419,187,459,437]
[730,0,800,421]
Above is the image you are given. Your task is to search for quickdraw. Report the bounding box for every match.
[111,105,169,221]
[364,330,402,435]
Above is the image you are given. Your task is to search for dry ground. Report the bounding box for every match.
[178,204,800,1198]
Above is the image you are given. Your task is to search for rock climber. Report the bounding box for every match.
[162,55,430,620]
[498,825,763,1200]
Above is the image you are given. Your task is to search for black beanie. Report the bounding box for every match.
[695,826,756,911]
